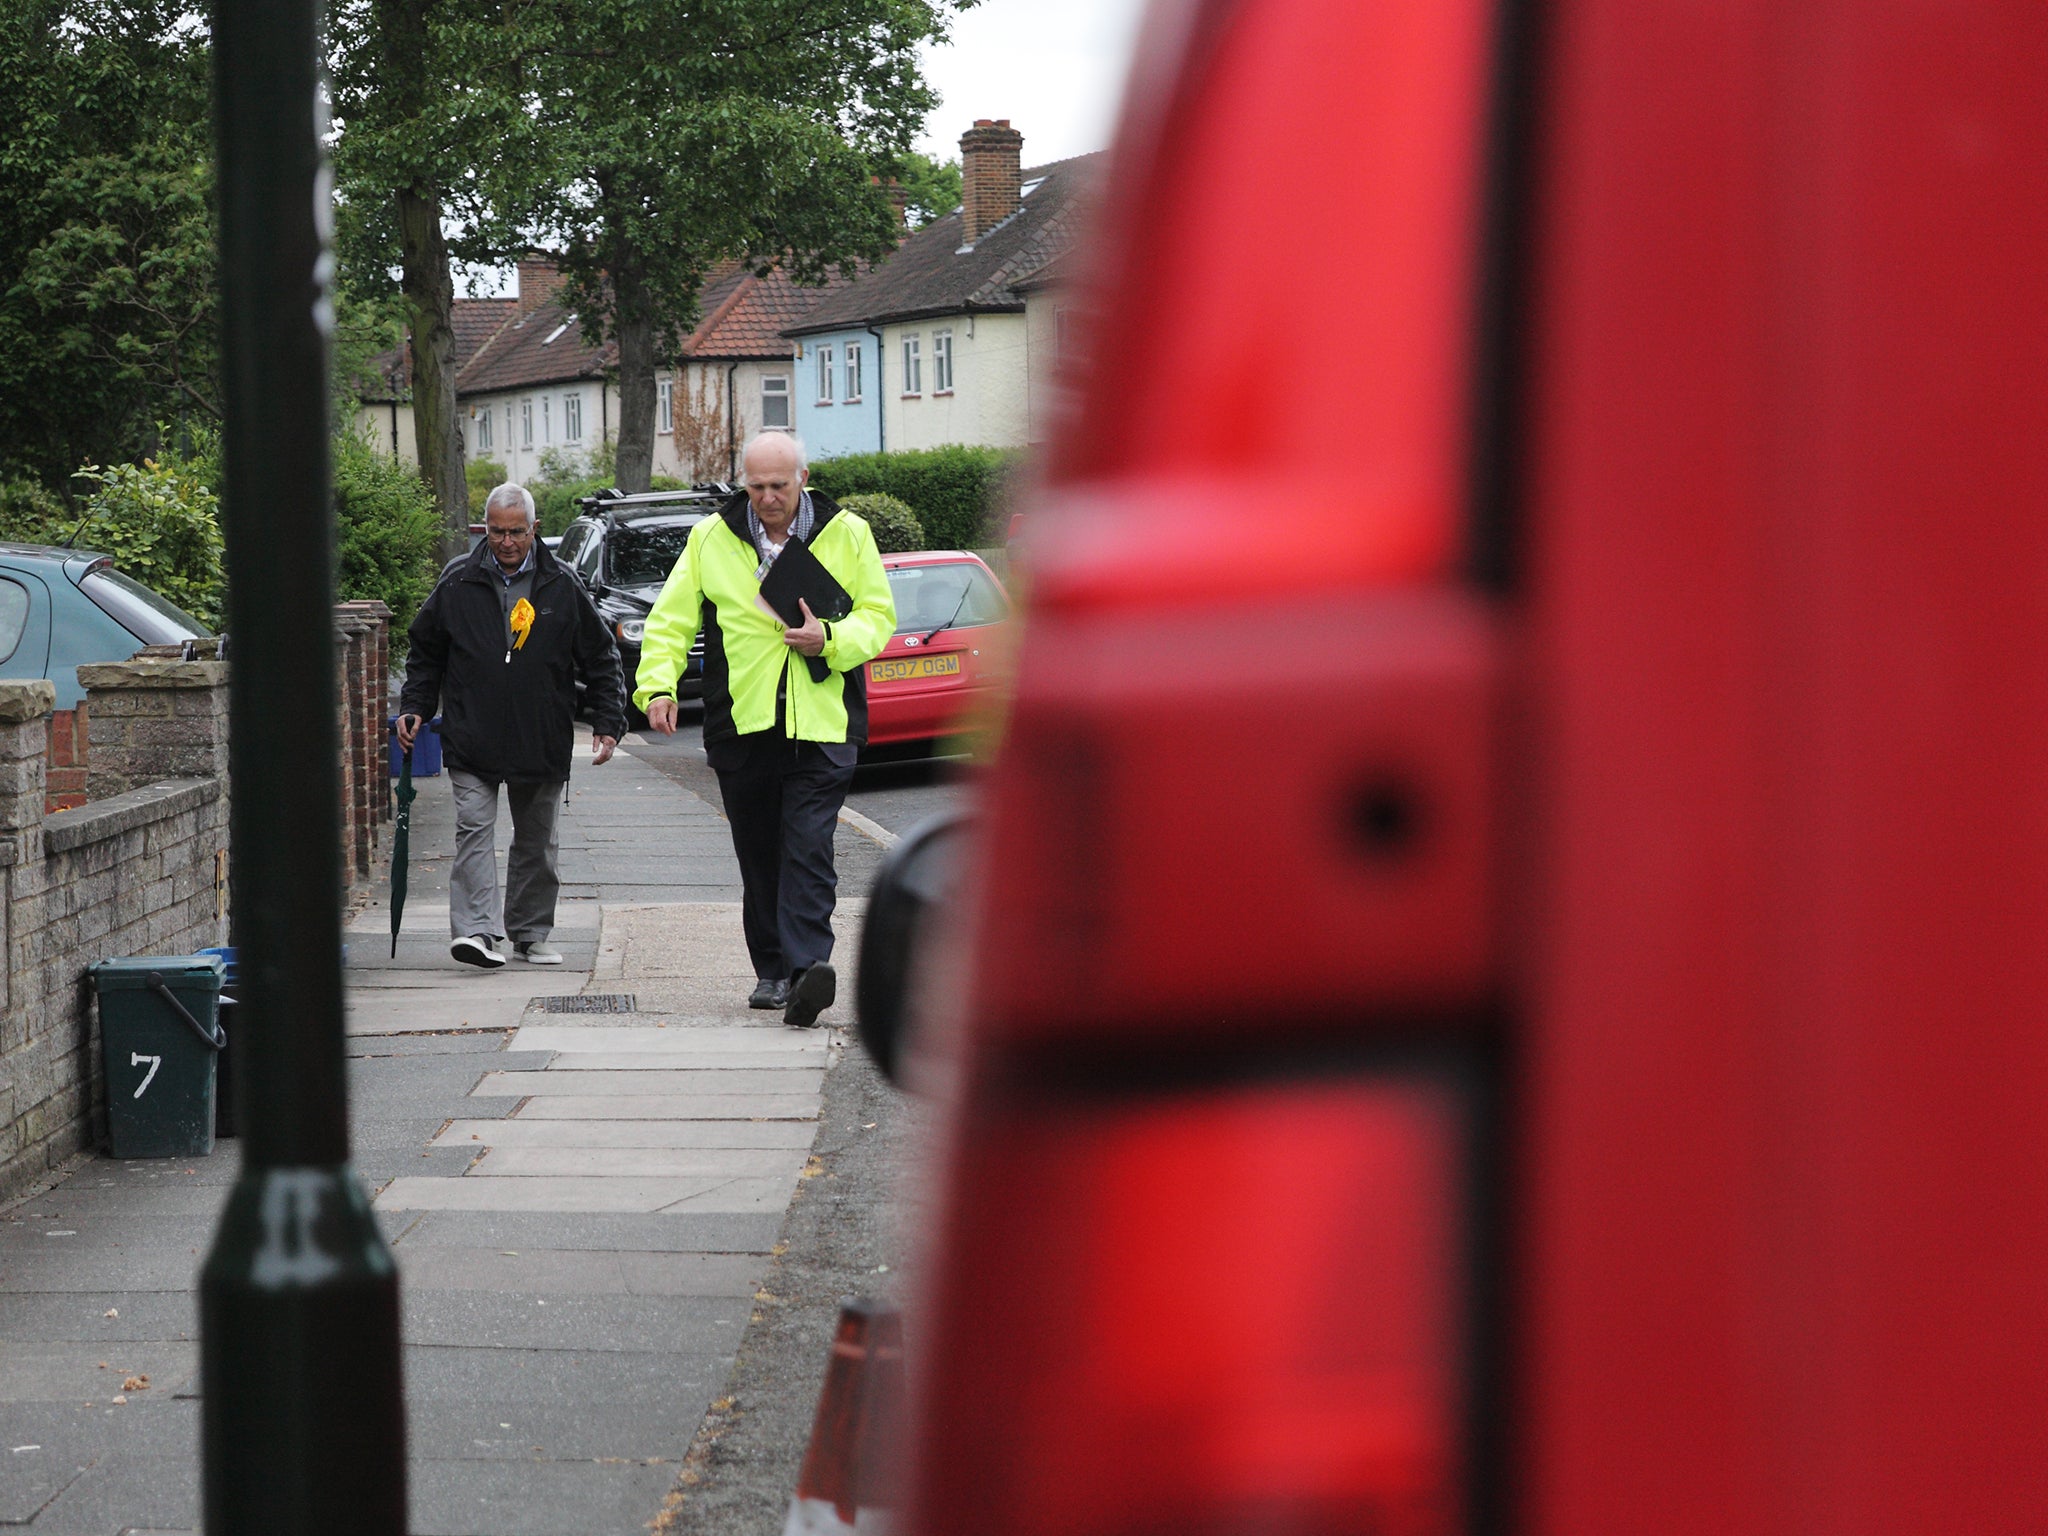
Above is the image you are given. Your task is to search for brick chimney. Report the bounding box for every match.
[516,254,567,316]
[959,119,1025,245]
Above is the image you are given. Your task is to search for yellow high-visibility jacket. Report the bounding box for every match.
[634,492,896,757]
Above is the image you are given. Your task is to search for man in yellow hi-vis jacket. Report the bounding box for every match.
[635,433,896,1027]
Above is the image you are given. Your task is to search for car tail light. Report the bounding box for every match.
[914,1063,1477,1536]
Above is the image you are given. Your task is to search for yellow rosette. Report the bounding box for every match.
[508,598,535,650]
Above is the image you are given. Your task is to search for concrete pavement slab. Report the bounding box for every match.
[395,1246,764,1298]
[527,1051,828,1072]
[405,1397,710,1461]
[0,1340,198,1402]
[374,1173,799,1215]
[505,1023,828,1054]
[508,1094,821,1120]
[388,1209,785,1253]
[400,1342,723,1405]
[433,1119,817,1151]
[401,1291,751,1353]
[469,1146,809,1180]
[408,1456,681,1536]
[472,1068,824,1096]
[14,1454,197,1536]
[0,1291,197,1342]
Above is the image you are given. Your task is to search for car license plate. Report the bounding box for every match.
[870,653,962,683]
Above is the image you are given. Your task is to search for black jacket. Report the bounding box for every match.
[399,537,626,782]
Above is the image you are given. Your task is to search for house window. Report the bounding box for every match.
[520,399,533,449]
[932,328,954,394]
[844,342,863,403]
[475,406,492,451]
[563,391,583,442]
[761,374,791,430]
[658,378,673,435]
[541,396,552,443]
[901,334,922,396]
[505,405,514,452]
[816,345,834,405]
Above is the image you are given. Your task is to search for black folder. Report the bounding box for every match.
[758,536,853,682]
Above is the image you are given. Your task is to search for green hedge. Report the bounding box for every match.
[808,445,1020,550]
[333,432,442,632]
[836,492,923,553]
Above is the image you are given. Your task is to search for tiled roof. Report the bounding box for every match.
[682,262,852,360]
[358,297,519,401]
[456,301,615,395]
[786,154,1101,335]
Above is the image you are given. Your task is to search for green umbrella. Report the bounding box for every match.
[389,746,416,957]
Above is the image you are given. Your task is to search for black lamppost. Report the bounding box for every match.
[199,0,408,1528]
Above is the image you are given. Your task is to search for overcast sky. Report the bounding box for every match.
[457,0,1149,297]
[916,0,1150,168]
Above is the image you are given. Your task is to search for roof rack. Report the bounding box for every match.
[574,486,727,513]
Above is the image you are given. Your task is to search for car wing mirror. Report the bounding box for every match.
[855,809,973,1084]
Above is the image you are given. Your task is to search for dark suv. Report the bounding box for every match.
[559,488,727,728]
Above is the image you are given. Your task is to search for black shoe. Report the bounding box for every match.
[748,976,791,1010]
[784,963,836,1029]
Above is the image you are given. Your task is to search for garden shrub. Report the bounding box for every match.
[68,456,226,629]
[0,478,69,543]
[837,492,924,553]
[466,458,507,517]
[332,431,441,632]
[807,445,1020,550]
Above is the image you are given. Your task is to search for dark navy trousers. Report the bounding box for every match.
[711,727,857,980]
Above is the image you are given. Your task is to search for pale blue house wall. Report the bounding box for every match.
[791,328,884,459]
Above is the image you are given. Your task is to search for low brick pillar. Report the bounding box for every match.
[337,600,394,828]
[45,703,89,812]
[79,660,230,801]
[0,681,55,869]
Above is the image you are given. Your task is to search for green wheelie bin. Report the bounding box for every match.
[92,954,227,1159]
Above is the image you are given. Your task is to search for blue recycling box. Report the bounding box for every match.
[389,714,443,777]
[92,954,226,1159]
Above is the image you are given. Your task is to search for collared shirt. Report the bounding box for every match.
[747,491,815,580]
[494,544,536,585]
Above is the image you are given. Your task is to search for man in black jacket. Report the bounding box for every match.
[395,484,625,968]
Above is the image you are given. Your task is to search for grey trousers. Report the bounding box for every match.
[448,769,564,943]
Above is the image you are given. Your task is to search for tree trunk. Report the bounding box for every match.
[397,188,468,560]
[612,255,656,494]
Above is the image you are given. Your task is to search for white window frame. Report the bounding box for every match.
[475,406,492,451]
[563,391,583,443]
[658,377,673,435]
[844,341,863,404]
[760,374,792,430]
[520,398,533,449]
[541,395,552,444]
[901,333,922,396]
[816,344,835,406]
[932,328,954,394]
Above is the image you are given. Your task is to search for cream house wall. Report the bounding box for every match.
[461,380,617,485]
[355,400,419,466]
[1023,290,1075,444]
[881,313,1030,452]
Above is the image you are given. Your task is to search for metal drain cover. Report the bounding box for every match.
[537,994,638,1014]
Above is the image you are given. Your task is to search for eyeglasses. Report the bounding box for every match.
[485,527,533,542]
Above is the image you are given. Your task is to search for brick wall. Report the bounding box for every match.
[0,668,228,1202]
[45,703,88,812]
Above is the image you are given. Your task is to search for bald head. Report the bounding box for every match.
[740,432,808,536]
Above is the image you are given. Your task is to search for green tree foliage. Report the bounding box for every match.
[332,431,443,632]
[64,455,226,630]
[0,1,218,487]
[809,446,1020,550]
[497,0,972,494]
[466,459,508,518]
[892,152,963,228]
[837,492,924,552]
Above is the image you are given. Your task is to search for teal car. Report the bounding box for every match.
[0,546,211,708]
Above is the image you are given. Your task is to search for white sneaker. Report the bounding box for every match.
[514,941,564,965]
[451,934,506,969]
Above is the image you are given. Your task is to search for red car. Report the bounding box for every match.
[863,551,1010,752]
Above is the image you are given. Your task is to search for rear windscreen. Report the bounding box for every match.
[607,524,696,587]
[888,563,1007,634]
[81,567,210,644]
